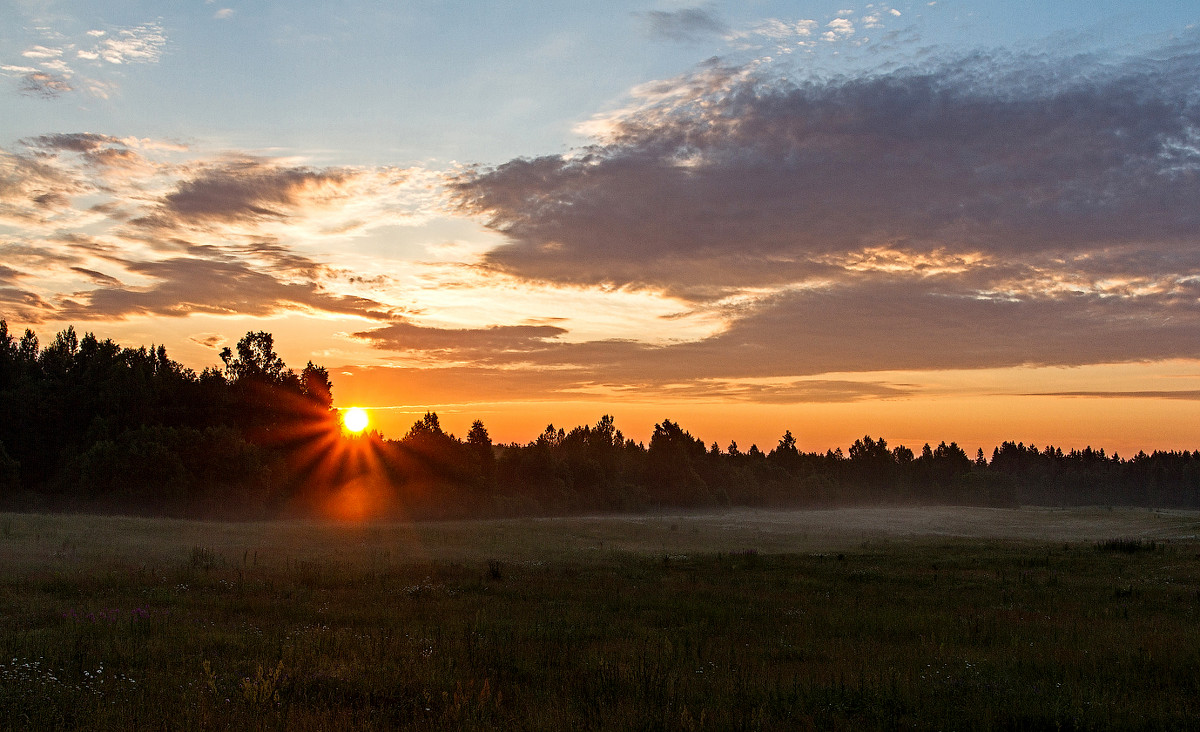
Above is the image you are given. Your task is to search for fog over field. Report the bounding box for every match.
[7,507,1198,569]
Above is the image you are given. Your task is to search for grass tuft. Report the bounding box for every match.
[1095,537,1159,553]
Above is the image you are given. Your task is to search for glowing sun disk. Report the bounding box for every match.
[343,407,369,433]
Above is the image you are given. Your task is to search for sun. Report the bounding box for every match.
[342,407,369,434]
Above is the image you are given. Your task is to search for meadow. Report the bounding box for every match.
[2,507,1200,729]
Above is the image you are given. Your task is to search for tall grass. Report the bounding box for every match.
[1,511,1199,729]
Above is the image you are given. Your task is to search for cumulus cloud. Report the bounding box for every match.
[823,17,855,41]
[449,40,1200,373]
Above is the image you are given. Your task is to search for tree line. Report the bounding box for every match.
[2,322,1199,518]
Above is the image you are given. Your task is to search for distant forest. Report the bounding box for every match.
[2,321,1199,519]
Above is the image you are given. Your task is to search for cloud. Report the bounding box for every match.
[690,278,1200,374]
[69,266,122,286]
[448,40,1200,374]
[26,132,123,153]
[335,361,913,407]
[189,333,226,348]
[639,8,728,42]
[214,9,235,20]
[152,159,353,224]
[353,320,568,356]
[56,256,395,322]
[723,4,903,54]
[1029,391,1200,400]
[21,46,63,60]
[128,156,426,236]
[823,18,855,41]
[21,133,155,177]
[0,265,25,284]
[0,147,95,227]
[726,18,818,50]
[17,71,74,97]
[0,138,425,325]
[354,263,1200,382]
[91,23,166,65]
[0,287,56,322]
[3,21,165,99]
[456,46,1200,281]
[0,135,175,234]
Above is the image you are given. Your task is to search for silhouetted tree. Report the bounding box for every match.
[301,362,334,408]
[4,319,1200,517]
[848,435,895,497]
[466,419,496,489]
[645,419,711,506]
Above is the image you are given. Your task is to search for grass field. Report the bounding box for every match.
[2,507,1200,729]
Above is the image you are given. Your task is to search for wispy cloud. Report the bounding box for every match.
[57,256,395,321]
[638,7,729,43]
[334,361,915,407]
[2,21,166,98]
[16,70,74,98]
[22,45,64,61]
[0,136,429,324]
[145,159,357,225]
[1029,390,1200,400]
[89,23,166,65]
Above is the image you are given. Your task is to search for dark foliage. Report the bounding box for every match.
[0,323,329,516]
[2,319,1200,518]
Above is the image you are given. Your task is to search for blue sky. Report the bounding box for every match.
[2,1,1200,452]
[7,1,1192,164]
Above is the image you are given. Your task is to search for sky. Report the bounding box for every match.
[2,0,1199,456]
